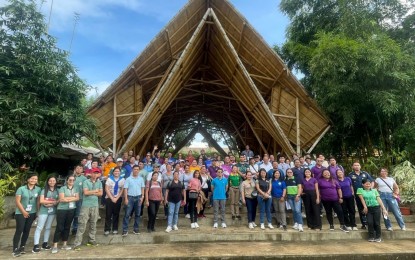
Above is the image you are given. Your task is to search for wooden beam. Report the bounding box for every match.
[183,88,237,100]
[296,97,300,154]
[273,113,296,119]
[249,73,274,81]
[165,29,173,58]
[138,127,157,157]
[172,126,200,155]
[227,113,244,146]
[236,22,246,53]
[141,75,164,82]
[116,112,143,118]
[188,78,228,87]
[307,126,331,154]
[112,95,117,155]
[198,127,227,156]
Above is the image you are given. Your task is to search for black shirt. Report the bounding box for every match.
[167,180,184,203]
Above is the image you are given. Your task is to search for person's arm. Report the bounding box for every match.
[337,188,343,204]
[123,188,129,205]
[140,186,145,204]
[59,191,79,202]
[182,188,186,205]
[357,194,368,214]
[255,182,263,196]
[164,189,169,205]
[314,183,320,204]
[281,188,286,202]
[295,184,302,202]
[15,195,29,218]
[39,194,54,207]
[377,196,388,216]
[145,182,150,206]
[392,182,400,196]
[241,182,246,204]
[115,187,124,202]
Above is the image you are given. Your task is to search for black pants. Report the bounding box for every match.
[188,197,198,223]
[341,196,356,227]
[321,200,345,226]
[147,200,161,230]
[13,213,36,250]
[367,206,382,239]
[184,190,190,214]
[53,209,75,243]
[302,190,321,229]
[354,193,368,226]
[105,198,122,232]
[199,188,209,215]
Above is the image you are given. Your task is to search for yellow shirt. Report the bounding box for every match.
[189,165,201,173]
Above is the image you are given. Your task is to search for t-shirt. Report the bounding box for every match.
[139,169,149,181]
[57,185,78,210]
[105,177,125,198]
[256,178,270,193]
[103,162,116,178]
[39,189,59,215]
[271,179,286,198]
[285,177,299,195]
[357,188,380,207]
[162,172,174,188]
[124,175,145,196]
[82,179,103,208]
[167,180,184,203]
[260,162,273,172]
[146,181,163,201]
[182,173,193,190]
[302,178,318,191]
[221,164,232,178]
[241,180,256,199]
[15,185,41,214]
[189,165,201,173]
[311,166,326,179]
[237,162,249,174]
[318,178,340,201]
[292,167,305,183]
[188,178,201,192]
[228,173,241,187]
[375,177,395,193]
[212,177,228,200]
[338,177,353,198]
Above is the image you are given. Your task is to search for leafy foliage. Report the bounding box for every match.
[0,0,97,175]
[392,161,415,203]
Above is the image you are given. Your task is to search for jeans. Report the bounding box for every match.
[188,198,198,223]
[71,199,83,232]
[367,206,382,239]
[287,195,303,225]
[122,195,142,232]
[321,200,345,226]
[379,192,405,229]
[34,214,55,245]
[245,198,258,223]
[53,209,75,243]
[229,187,240,216]
[13,213,36,250]
[257,196,272,224]
[302,190,321,229]
[213,199,226,224]
[167,201,181,227]
[272,197,286,226]
[147,200,161,230]
[74,207,99,245]
[341,196,356,227]
[105,198,122,232]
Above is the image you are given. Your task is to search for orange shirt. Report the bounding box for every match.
[103,162,116,178]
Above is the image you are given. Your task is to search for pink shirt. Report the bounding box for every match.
[146,181,163,201]
[188,178,201,192]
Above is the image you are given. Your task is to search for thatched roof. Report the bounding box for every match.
[87,0,330,156]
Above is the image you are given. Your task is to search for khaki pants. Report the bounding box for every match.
[74,207,99,245]
[229,187,240,216]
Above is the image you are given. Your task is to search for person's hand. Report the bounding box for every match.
[280,197,285,202]
[112,197,117,203]
[242,199,246,205]
[339,198,343,203]
[22,210,30,218]
[146,201,149,207]
[363,206,368,214]
[383,208,388,217]
[316,198,320,204]
[181,200,186,207]
[295,195,300,202]
[124,198,129,206]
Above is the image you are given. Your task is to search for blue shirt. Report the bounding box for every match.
[212,177,228,200]
[267,168,285,181]
[124,175,145,196]
[271,179,286,198]
[348,171,373,191]
[291,167,305,183]
[278,163,291,174]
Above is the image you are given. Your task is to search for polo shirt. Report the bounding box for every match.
[328,165,344,179]
[212,177,228,200]
[311,165,326,179]
[278,163,291,174]
[267,168,284,181]
[106,176,125,197]
[357,188,380,207]
[82,179,102,207]
[57,185,78,210]
[236,162,249,174]
[124,175,145,196]
[259,162,273,172]
[228,173,241,187]
[348,171,373,191]
[271,179,286,198]
[292,167,305,183]
[38,189,59,215]
[302,177,318,191]
[338,177,353,198]
[15,185,41,214]
[74,174,87,197]
[318,178,340,201]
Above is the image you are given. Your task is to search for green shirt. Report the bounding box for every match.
[82,179,102,208]
[74,174,87,197]
[228,173,241,187]
[15,185,41,214]
[357,188,380,207]
[38,189,59,215]
[236,162,249,174]
[285,177,299,195]
[57,186,78,210]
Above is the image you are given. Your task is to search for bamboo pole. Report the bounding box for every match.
[296,97,300,154]
[273,113,296,119]
[112,95,117,155]
[307,126,331,154]
[116,112,143,118]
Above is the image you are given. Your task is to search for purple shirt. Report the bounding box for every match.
[338,177,353,198]
[311,165,326,179]
[328,165,343,179]
[208,166,219,179]
[318,178,340,201]
[302,177,318,191]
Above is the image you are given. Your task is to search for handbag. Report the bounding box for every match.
[189,192,199,199]
[379,178,400,203]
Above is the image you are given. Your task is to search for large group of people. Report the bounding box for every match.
[11,145,407,257]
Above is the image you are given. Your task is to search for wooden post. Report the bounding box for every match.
[296,98,300,154]
[112,95,117,155]
[307,126,331,154]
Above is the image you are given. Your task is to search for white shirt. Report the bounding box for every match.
[375,177,395,193]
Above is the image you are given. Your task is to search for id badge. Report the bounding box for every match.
[48,207,54,213]
[69,202,75,209]
[25,204,32,211]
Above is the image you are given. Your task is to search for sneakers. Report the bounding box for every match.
[165,226,172,233]
[268,223,274,229]
[329,225,335,231]
[32,245,40,253]
[375,238,382,242]
[104,231,110,236]
[213,223,218,228]
[401,226,407,231]
[252,222,257,227]
[346,226,352,231]
[185,214,190,219]
[333,213,337,218]
[194,222,200,228]
[61,245,71,250]
[361,225,367,230]
[352,227,359,231]
[232,215,236,220]
[260,223,265,230]
[387,227,393,231]
[18,246,25,254]
[86,241,98,246]
[12,248,21,257]
[51,247,58,254]
[248,223,254,229]
[42,242,51,250]
[173,225,179,230]
[73,244,81,251]
[122,231,128,237]
[340,225,349,233]
[298,224,304,232]
[113,230,118,235]
[133,230,140,235]
[236,215,242,220]
[222,223,227,228]
[283,225,287,231]
[292,223,299,230]
[191,223,195,229]
[368,238,375,242]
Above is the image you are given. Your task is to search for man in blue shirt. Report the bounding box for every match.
[122,165,145,236]
[211,169,228,228]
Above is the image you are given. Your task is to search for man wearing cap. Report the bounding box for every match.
[142,153,154,173]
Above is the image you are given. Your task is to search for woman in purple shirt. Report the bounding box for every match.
[318,169,349,232]
[301,168,321,230]
[337,169,357,231]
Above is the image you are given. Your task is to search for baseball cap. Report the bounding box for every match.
[116,158,123,162]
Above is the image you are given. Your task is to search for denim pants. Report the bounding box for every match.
[34,214,55,245]
[287,195,303,225]
[379,192,405,229]
[167,201,181,227]
[245,197,257,223]
[71,199,83,232]
[257,196,272,224]
[122,195,142,232]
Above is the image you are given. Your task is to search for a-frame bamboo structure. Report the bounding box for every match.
[87,0,330,157]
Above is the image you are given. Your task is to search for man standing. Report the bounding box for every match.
[267,161,284,180]
[260,154,273,172]
[291,159,305,183]
[123,157,136,179]
[212,169,228,228]
[277,156,290,175]
[71,165,87,235]
[73,168,103,250]
[241,145,254,160]
[348,162,373,229]
[122,165,145,236]
[221,156,232,178]
[311,158,326,179]
[328,157,344,179]
[237,155,249,176]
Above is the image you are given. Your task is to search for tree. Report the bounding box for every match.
[278,0,415,163]
[0,0,96,175]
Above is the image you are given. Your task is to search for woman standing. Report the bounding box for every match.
[271,170,287,230]
[241,171,258,229]
[162,164,174,218]
[255,168,274,230]
[182,165,193,218]
[32,175,59,253]
[357,179,388,242]
[301,168,321,230]
[228,165,242,220]
[337,169,357,231]
[198,166,210,218]
[318,169,349,232]
[104,167,125,235]
[285,169,303,232]
[187,170,202,228]
[375,168,406,231]
[51,175,79,253]
[165,171,186,232]
[145,172,163,232]
[12,173,41,257]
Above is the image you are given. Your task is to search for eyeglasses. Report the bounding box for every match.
[68,179,75,181]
